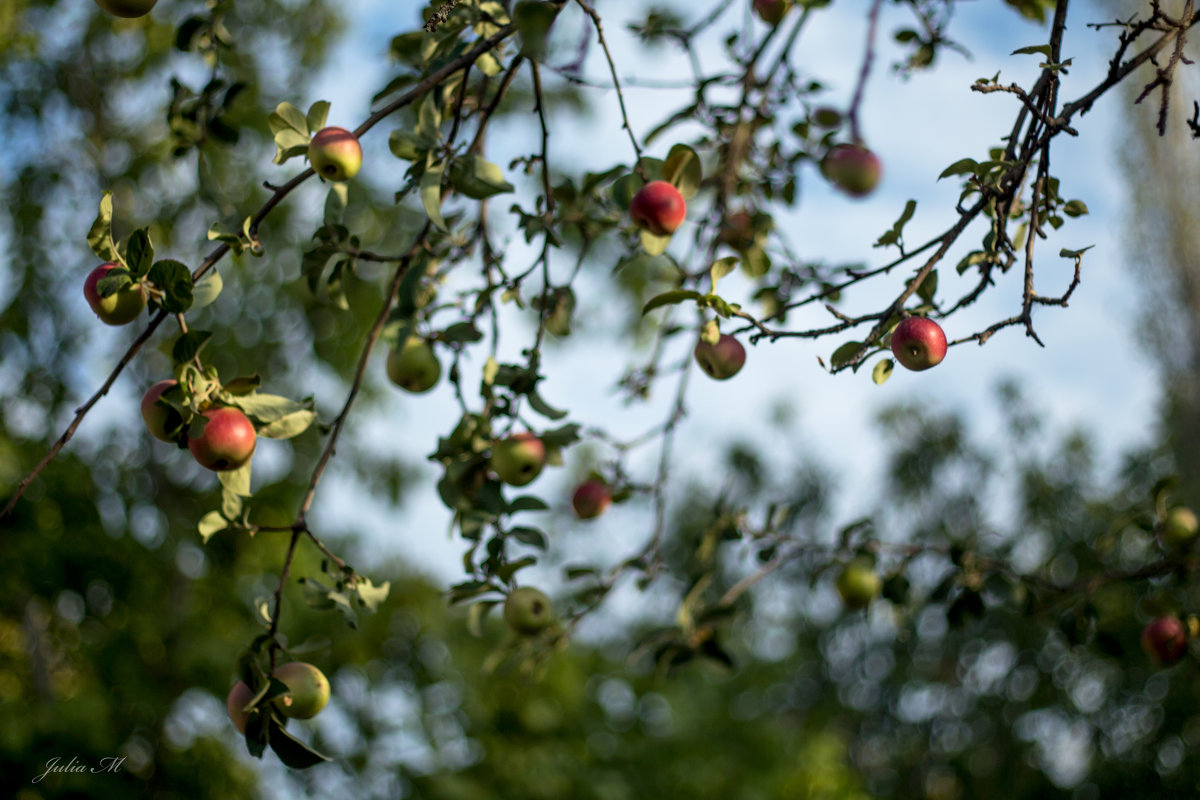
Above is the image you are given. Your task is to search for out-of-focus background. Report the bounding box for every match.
[4,0,1200,797]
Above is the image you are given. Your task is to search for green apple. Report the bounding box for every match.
[490,432,546,486]
[386,337,441,393]
[890,317,947,371]
[1142,617,1187,667]
[271,662,331,719]
[84,263,146,326]
[693,334,746,380]
[141,380,182,443]
[94,0,158,18]
[821,143,882,198]
[1163,506,1199,550]
[836,561,881,610]
[226,681,255,734]
[187,407,257,471]
[308,126,362,182]
[504,587,554,635]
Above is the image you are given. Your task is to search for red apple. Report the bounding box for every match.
[630,180,686,236]
[821,144,882,198]
[890,317,947,371]
[308,126,362,182]
[1142,617,1187,667]
[753,0,792,25]
[226,681,255,734]
[572,480,612,519]
[187,407,257,471]
[83,263,147,326]
[141,379,181,443]
[693,334,746,380]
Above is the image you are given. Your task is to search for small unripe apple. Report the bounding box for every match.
[386,337,441,393]
[836,561,881,610]
[308,126,362,182]
[572,480,612,519]
[821,144,882,198]
[890,317,947,371]
[753,0,792,25]
[84,263,147,326]
[504,586,554,635]
[693,334,746,380]
[226,681,255,734]
[490,433,546,487]
[271,662,331,719]
[1142,617,1188,667]
[94,0,158,18]
[630,180,686,236]
[187,406,257,471]
[718,210,756,252]
[141,379,182,443]
[1162,506,1199,550]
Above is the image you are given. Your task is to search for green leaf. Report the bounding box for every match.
[449,155,514,199]
[191,271,223,310]
[352,578,390,613]
[257,410,316,439]
[700,318,720,346]
[221,487,243,520]
[87,191,121,264]
[96,269,133,299]
[640,229,671,256]
[511,526,547,550]
[218,461,253,497]
[148,259,194,314]
[508,495,550,513]
[223,374,262,395]
[514,0,560,58]
[172,330,212,365]
[267,718,332,769]
[830,341,863,368]
[916,269,938,304]
[528,390,568,421]
[230,394,308,423]
[421,163,448,232]
[1062,199,1089,217]
[709,256,738,292]
[269,101,308,136]
[467,601,499,637]
[938,158,979,180]
[388,129,430,161]
[663,143,702,199]
[872,358,894,386]
[1059,245,1095,258]
[642,289,702,315]
[124,228,154,277]
[414,94,442,145]
[441,321,484,343]
[198,511,227,544]
[305,100,330,135]
[1011,44,1052,57]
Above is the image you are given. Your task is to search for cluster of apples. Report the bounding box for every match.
[226,661,331,734]
[142,380,257,472]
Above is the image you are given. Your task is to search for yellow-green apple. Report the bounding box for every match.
[504,587,553,635]
[226,681,255,734]
[308,126,362,182]
[271,662,330,719]
[1142,617,1187,666]
[821,144,882,197]
[94,0,157,17]
[141,380,182,443]
[630,180,686,236]
[693,334,746,380]
[1162,506,1199,551]
[386,337,441,393]
[84,263,146,325]
[572,479,612,519]
[490,432,546,487]
[836,561,881,610]
[753,0,792,25]
[187,407,257,471]
[890,317,947,371]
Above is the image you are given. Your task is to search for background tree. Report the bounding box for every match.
[4,0,1200,797]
